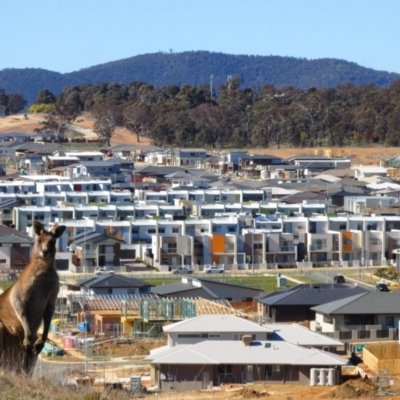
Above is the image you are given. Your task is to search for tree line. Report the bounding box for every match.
[0,89,27,117]
[30,78,400,147]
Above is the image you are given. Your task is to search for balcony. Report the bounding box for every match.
[161,248,178,254]
[310,244,328,251]
[279,245,295,252]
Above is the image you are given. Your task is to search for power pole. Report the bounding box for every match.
[210,75,213,100]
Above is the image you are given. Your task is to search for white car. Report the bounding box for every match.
[172,266,193,275]
[94,267,115,276]
[204,265,225,274]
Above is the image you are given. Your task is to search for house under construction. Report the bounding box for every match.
[69,294,251,339]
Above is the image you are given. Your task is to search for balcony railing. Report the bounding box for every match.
[279,245,295,252]
[310,244,328,251]
[161,248,178,254]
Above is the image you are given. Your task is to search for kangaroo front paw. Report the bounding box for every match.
[23,338,32,349]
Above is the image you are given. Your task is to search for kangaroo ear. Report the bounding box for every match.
[33,221,45,236]
[51,225,66,239]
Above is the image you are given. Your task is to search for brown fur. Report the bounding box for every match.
[0,221,66,374]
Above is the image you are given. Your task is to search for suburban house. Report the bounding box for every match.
[310,291,400,342]
[145,315,347,390]
[69,230,123,271]
[0,224,34,271]
[239,154,283,177]
[256,284,368,323]
[71,293,159,336]
[170,148,209,167]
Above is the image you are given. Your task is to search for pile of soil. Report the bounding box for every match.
[238,387,269,398]
[93,340,166,357]
[326,378,378,399]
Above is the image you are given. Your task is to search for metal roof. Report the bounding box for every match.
[78,274,154,289]
[256,284,368,306]
[163,315,272,333]
[265,323,343,346]
[145,340,348,366]
[312,291,400,315]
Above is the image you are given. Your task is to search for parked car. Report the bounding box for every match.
[94,267,115,276]
[172,266,193,275]
[376,283,390,292]
[204,265,225,274]
[333,275,345,283]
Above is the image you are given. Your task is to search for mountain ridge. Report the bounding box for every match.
[1,51,399,104]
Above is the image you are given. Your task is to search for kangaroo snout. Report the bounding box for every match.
[41,249,49,257]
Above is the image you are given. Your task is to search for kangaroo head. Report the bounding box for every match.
[32,221,66,259]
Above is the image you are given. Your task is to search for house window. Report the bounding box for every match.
[132,228,139,234]
[218,365,233,377]
[339,224,346,230]
[253,243,262,250]
[177,334,200,338]
[266,365,281,376]
[369,238,381,245]
[172,228,179,233]
[208,333,221,339]
[148,229,156,234]
[194,243,203,250]
[323,314,333,324]
[167,243,177,253]
[228,226,236,232]
[159,228,165,234]
[386,316,395,327]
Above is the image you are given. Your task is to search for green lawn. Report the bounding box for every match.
[0,280,14,291]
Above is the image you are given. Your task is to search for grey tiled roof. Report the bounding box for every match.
[78,274,153,289]
[257,285,368,306]
[151,282,199,296]
[312,291,400,315]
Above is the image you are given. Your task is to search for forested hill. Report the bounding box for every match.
[1,51,399,104]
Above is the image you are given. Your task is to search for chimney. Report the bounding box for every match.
[242,335,253,346]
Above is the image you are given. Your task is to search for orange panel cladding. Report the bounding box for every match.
[342,231,352,252]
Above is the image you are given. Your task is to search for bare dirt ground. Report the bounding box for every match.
[0,113,398,163]
[0,113,152,146]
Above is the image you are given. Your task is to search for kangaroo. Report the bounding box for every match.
[0,221,66,374]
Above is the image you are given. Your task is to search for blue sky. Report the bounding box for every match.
[1,0,399,74]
